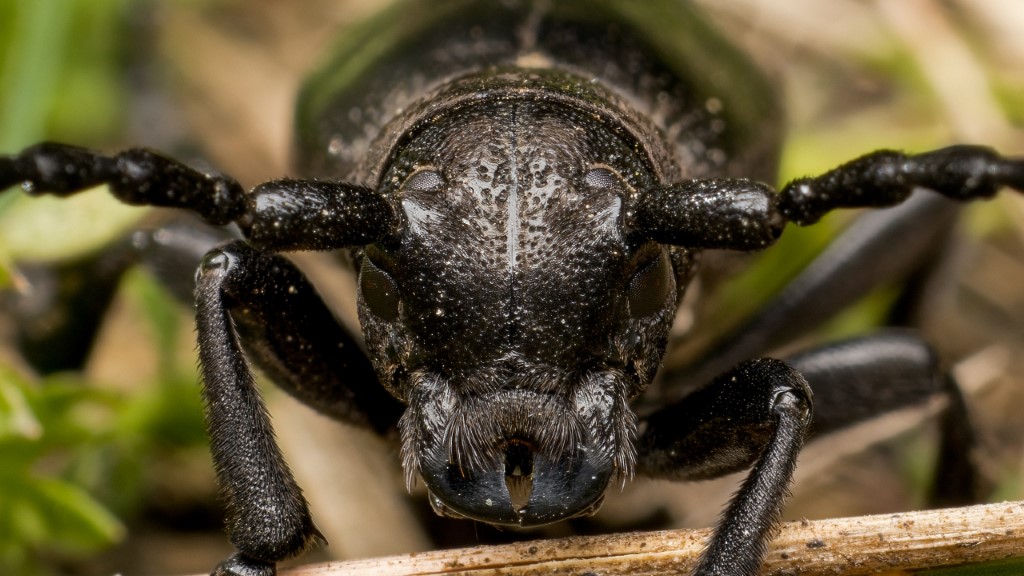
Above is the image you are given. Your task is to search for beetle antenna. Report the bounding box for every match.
[630,179,783,251]
[239,178,396,251]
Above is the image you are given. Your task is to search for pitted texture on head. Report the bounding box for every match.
[374,100,654,372]
[356,96,686,526]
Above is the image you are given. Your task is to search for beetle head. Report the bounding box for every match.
[356,95,687,527]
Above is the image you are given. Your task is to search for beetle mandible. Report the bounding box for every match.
[2,1,1024,575]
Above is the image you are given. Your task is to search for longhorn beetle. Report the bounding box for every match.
[2,1,1023,575]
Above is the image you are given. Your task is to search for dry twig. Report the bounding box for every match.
[183,501,1024,576]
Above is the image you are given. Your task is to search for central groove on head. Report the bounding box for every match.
[506,106,519,270]
[504,439,534,514]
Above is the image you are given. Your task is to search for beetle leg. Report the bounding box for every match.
[194,241,401,575]
[664,192,959,393]
[636,358,812,576]
[788,332,984,506]
[201,240,403,432]
[195,244,320,575]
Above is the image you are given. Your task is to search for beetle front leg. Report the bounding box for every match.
[199,241,403,433]
[195,247,319,576]
[636,359,812,576]
[788,332,984,506]
[194,240,409,575]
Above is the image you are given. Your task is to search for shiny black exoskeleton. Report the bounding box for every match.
[2,2,1024,575]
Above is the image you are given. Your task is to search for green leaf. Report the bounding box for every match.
[0,250,14,290]
[0,191,147,261]
[0,366,42,441]
[22,477,126,553]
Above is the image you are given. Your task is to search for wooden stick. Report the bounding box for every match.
[198,501,1024,576]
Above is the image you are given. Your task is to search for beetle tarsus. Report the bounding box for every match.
[212,553,277,576]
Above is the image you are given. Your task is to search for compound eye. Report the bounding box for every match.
[627,252,672,318]
[360,257,400,321]
[584,166,623,190]
[404,169,445,192]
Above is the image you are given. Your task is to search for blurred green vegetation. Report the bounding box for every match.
[0,1,210,574]
[0,0,153,266]
[0,0,133,169]
[0,267,208,574]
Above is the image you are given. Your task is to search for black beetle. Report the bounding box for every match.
[2,1,1024,575]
